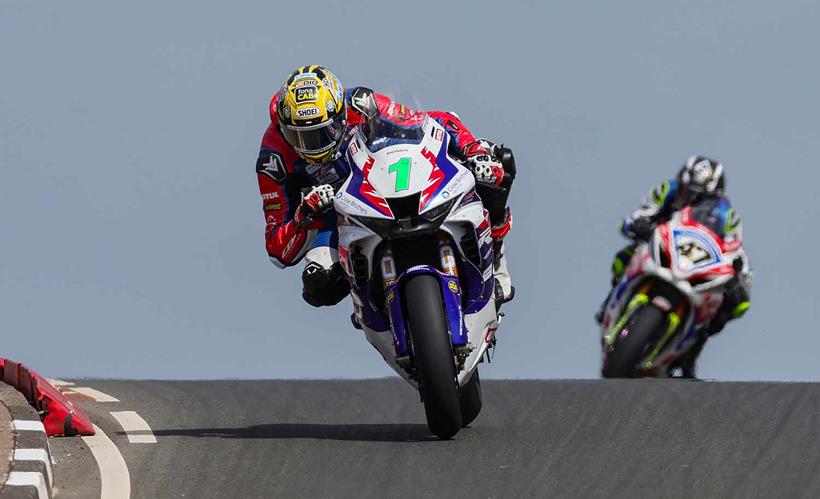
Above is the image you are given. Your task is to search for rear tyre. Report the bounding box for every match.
[602,305,666,378]
[405,274,462,439]
[459,369,482,427]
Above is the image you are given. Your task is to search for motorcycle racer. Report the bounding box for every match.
[256,65,515,308]
[596,155,753,377]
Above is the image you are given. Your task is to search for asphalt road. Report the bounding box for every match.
[50,379,820,498]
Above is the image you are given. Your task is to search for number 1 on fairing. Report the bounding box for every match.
[389,157,412,192]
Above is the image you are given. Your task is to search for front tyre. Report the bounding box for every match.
[459,369,482,427]
[405,274,462,439]
[602,305,666,378]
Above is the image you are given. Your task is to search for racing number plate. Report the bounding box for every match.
[672,229,722,273]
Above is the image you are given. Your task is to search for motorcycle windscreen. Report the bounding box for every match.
[363,116,426,152]
[689,197,737,238]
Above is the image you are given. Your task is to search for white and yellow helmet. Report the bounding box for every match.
[678,155,725,202]
[274,65,346,164]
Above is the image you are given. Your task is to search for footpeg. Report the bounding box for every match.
[454,343,475,372]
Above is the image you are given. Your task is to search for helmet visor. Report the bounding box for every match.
[281,119,345,158]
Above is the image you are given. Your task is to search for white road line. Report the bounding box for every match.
[82,423,131,499]
[12,419,46,432]
[110,411,157,444]
[14,448,53,486]
[5,471,48,499]
[46,378,75,387]
[72,387,120,402]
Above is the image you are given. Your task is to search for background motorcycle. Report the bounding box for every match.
[333,115,513,438]
[599,202,746,378]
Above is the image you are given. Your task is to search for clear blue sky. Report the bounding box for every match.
[1,1,818,380]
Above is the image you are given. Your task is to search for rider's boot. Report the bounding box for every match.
[594,284,617,325]
[677,278,750,378]
[494,241,515,309]
[595,244,638,324]
[678,332,707,379]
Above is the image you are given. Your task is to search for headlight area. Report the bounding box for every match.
[351,198,457,240]
[349,214,395,238]
[421,198,457,223]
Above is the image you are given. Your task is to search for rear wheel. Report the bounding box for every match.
[459,369,482,427]
[405,274,462,439]
[602,305,666,378]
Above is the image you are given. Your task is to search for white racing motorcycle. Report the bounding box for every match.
[600,202,746,377]
[333,115,512,439]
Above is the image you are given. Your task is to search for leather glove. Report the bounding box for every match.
[464,139,504,186]
[294,184,335,228]
[627,217,655,241]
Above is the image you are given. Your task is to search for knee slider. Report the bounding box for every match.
[612,244,637,279]
[732,301,750,319]
[302,261,349,307]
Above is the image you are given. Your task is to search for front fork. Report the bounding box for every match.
[605,279,691,373]
[383,236,473,377]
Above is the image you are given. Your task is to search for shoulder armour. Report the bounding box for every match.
[347,87,378,119]
[651,180,678,207]
[257,151,287,183]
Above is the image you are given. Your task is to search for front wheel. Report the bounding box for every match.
[405,274,462,439]
[602,305,666,378]
[460,369,482,427]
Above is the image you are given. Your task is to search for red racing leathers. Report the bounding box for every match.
[256,87,513,268]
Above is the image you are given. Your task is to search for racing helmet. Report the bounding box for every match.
[677,155,725,203]
[274,65,346,164]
